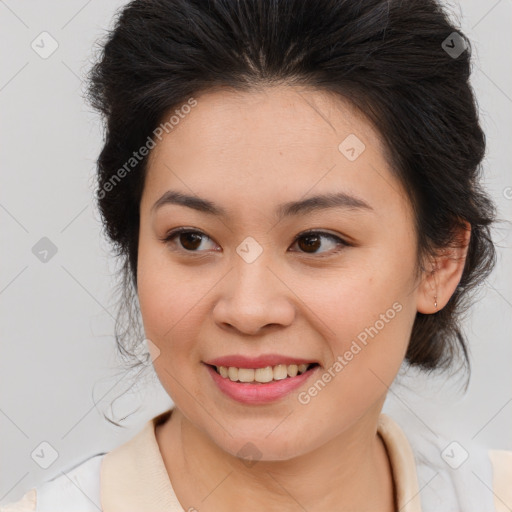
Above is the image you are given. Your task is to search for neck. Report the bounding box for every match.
[156,405,396,512]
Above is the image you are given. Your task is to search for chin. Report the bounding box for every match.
[208,425,315,464]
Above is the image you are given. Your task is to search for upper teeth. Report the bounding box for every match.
[216,364,311,383]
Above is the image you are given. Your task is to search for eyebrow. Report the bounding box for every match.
[151,190,374,219]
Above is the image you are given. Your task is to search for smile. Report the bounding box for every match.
[213,363,318,383]
[205,362,321,405]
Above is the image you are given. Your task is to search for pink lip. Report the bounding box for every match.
[204,354,317,369]
[204,363,320,405]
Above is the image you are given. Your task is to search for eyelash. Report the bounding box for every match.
[159,227,350,258]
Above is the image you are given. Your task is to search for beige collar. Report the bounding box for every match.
[101,408,422,512]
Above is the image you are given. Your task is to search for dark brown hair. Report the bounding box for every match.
[87,0,497,382]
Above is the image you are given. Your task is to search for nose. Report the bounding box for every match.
[212,252,296,336]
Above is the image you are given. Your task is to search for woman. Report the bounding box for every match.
[3,0,511,511]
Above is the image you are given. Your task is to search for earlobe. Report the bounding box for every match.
[416,222,471,314]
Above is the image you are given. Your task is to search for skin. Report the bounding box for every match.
[137,85,470,512]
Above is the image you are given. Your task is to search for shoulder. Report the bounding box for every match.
[381,412,512,512]
[489,449,512,512]
[0,453,105,512]
[0,489,36,512]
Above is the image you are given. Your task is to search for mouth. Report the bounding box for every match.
[204,361,320,404]
[208,362,320,384]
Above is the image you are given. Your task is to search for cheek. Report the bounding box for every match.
[136,234,203,353]
[136,253,208,405]
[304,258,413,344]
[137,268,205,353]
[296,257,416,397]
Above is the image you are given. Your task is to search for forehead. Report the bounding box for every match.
[143,85,411,222]
[149,85,386,159]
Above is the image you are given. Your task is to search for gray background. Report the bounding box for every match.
[1,0,511,505]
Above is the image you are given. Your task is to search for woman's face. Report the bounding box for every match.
[138,85,424,460]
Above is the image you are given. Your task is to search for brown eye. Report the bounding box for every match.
[297,234,322,253]
[160,228,217,253]
[178,232,203,251]
[291,231,349,257]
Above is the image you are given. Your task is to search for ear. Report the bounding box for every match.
[416,221,471,314]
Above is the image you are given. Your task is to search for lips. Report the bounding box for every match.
[205,362,320,405]
[202,353,321,405]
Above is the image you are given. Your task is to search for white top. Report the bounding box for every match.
[2,407,511,512]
